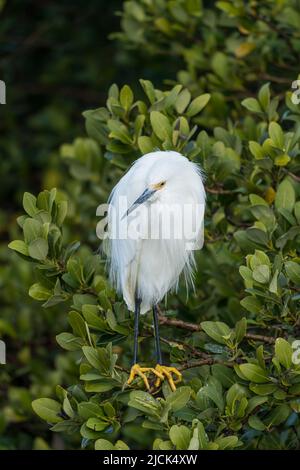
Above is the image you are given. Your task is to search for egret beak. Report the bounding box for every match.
[122,187,156,219]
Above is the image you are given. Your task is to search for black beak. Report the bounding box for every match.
[122,188,156,219]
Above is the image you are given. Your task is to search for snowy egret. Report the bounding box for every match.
[105,150,206,391]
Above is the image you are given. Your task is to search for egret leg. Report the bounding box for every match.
[127,297,162,389]
[133,296,141,365]
[153,305,182,392]
[153,304,162,364]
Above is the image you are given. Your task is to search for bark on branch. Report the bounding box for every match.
[158,313,275,344]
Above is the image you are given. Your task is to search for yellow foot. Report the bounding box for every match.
[154,364,182,392]
[127,363,158,390]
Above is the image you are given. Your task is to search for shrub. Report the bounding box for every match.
[7,0,300,450]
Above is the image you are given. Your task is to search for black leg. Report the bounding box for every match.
[133,297,141,365]
[153,304,162,365]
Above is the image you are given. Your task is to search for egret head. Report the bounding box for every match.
[124,151,204,218]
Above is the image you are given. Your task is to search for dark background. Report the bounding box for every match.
[0,0,178,214]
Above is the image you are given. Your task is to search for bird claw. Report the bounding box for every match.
[127,363,182,392]
[127,363,155,390]
[154,364,182,392]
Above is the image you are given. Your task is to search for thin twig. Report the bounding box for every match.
[283,170,300,183]
[158,313,275,343]
[206,187,235,195]
[115,364,129,373]
[159,314,200,332]
[244,332,275,344]
[179,358,235,371]
[259,73,292,84]
[144,327,207,358]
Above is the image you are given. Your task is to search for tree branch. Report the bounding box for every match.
[159,314,200,332]
[158,313,275,343]
[244,332,275,344]
[283,170,300,183]
[206,187,235,195]
[179,358,235,370]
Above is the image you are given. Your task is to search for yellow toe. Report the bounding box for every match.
[127,364,155,390]
[154,364,182,392]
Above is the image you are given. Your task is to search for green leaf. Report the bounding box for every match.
[186,93,210,117]
[249,194,268,206]
[201,321,231,344]
[265,404,290,427]
[240,296,261,314]
[32,398,63,423]
[285,261,300,284]
[82,304,107,331]
[201,377,224,411]
[165,386,191,411]
[211,364,236,388]
[8,240,29,256]
[275,338,292,369]
[239,364,269,383]
[108,83,119,99]
[196,421,208,450]
[246,396,268,414]
[28,238,48,260]
[235,317,247,343]
[248,415,266,431]
[164,84,182,109]
[82,346,103,370]
[86,417,108,432]
[128,391,161,417]
[275,179,295,213]
[269,269,279,294]
[77,402,104,420]
[138,136,154,154]
[246,227,268,247]
[241,98,262,113]
[214,435,239,449]
[103,402,115,418]
[249,141,265,159]
[29,283,51,301]
[252,265,270,284]
[239,266,253,282]
[107,119,133,144]
[23,218,43,243]
[226,383,247,415]
[84,380,116,393]
[274,153,291,166]
[258,83,270,111]
[68,311,87,339]
[169,425,191,450]
[188,426,200,450]
[250,383,277,395]
[115,440,130,450]
[175,88,191,114]
[269,122,284,148]
[139,79,156,104]
[95,439,115,450]
[249,250,271,269]
[56,332,83,351]
[294,201,300,224]
[150,111,171,141]
[120,84,134,111]
[56,201,68,226]
[23,192,37,216]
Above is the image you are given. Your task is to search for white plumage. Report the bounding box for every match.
[105,150,206,315]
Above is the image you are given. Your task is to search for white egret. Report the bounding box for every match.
[105,150,206,391]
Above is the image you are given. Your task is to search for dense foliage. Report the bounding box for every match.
[4,0,300,450]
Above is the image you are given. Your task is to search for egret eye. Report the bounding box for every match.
[151,181,166,190]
